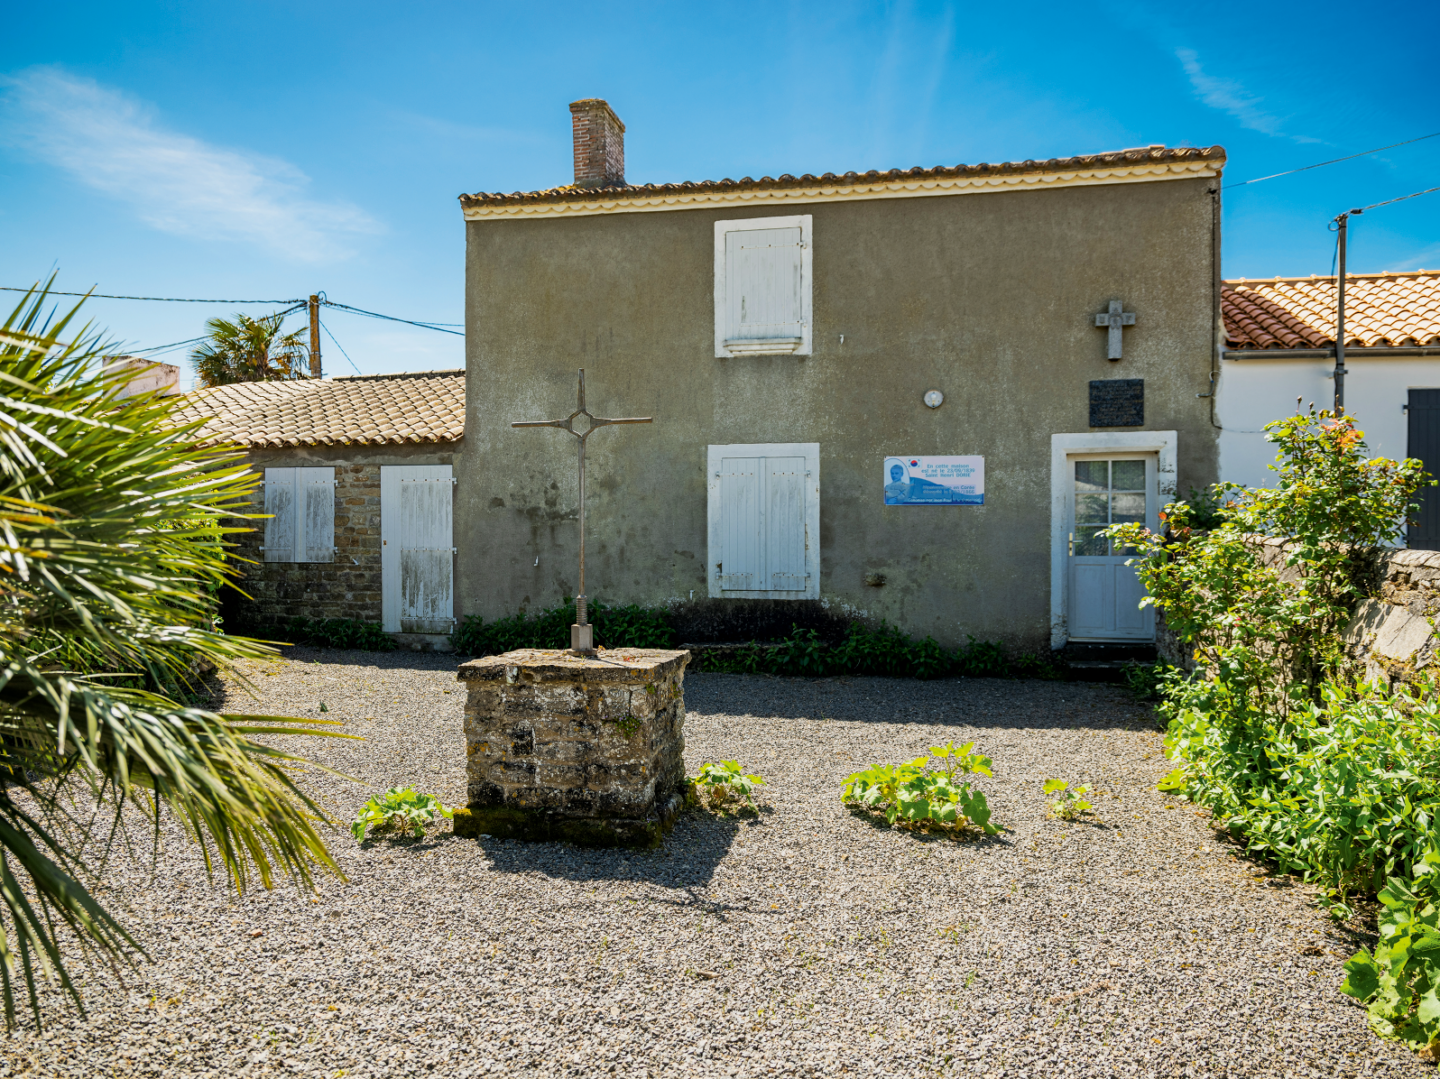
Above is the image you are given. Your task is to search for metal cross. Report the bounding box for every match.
[1094,300,1137,360]
[512,369,652,654]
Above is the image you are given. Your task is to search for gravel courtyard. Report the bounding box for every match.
[0,650,1426,1078]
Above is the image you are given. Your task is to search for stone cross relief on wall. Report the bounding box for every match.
[1094,300,1137,360]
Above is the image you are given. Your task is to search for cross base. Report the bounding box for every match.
[570,623,595,654]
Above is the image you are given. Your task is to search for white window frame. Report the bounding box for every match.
[261,466,335,564]
[713,215,813,358]
[1049,431,1176,649]
[707,442,820,600]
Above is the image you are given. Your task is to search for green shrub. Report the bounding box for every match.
[841,742,998,835]
[690,760,765,809]
[272,617,396,651]
[351,787,452,840]
[450,600,675,656]
[1044,778,1093,821]
[1110,407,1436,920]
[1342,862,1440,1055]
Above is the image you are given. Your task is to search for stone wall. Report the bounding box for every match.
[1154,536,1440,684]
[453,649,689,847]
[229,463,383,626]
[223,442,456,631]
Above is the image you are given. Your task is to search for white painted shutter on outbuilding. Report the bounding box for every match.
[726,227,804,344]
[263,467,334,563]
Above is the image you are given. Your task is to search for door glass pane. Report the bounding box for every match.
[1111,460,1146,491]
[1075,461,1108,492]
[1111,492,1145,524]
[1075,493,1110,524]
[1074,526,1109,556]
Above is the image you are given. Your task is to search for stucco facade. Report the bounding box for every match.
[458,165,1223,650]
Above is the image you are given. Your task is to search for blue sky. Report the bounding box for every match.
[2,1,1436,378]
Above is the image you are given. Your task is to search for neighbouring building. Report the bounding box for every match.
[174,371,464,646]
[1219,271,1440,547]
[106,356,181,397]
[456,99,1227,652]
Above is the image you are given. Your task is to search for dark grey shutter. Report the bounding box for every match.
[1407,389,1440,550]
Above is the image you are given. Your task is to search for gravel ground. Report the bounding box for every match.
[0,648,1427,1078]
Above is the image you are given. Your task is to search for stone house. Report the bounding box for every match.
[175,370,464,647]
[1218,271,1440,548]
[455,99,1228,653]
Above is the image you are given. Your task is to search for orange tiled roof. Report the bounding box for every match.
[460,144,1226,210]
[171,370,464,448]
[1223,271,1440,350]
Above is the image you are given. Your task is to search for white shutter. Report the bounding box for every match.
[300,468,335,563]
[726,227,803,344]
[765,457,806,590]
[263,468,296,563]
[381,465,454,634]
[718,458,762,589]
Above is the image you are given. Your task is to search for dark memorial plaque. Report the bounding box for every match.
[1089,379,1144,427]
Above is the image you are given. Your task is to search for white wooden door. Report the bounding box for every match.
[715,454,807,592]
[381,465,454,634]
[1067,456,1155,641]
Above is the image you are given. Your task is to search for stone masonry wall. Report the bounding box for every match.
[230,463,383,626]
[1155,537,1440,685]
[453,649,689,847]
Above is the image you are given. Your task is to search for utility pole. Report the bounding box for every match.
[308,294,322,379]
[1331,210,1361,415]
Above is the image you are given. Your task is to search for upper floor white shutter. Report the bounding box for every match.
[263,468,296,563]
[726,228,803,345]
[714,216,812,358]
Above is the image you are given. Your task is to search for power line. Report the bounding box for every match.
[1223,131,1440,190]
[0,286,305,304]
[319,319,364,376]
[1354,184,1440,214]
[320,300,464,336]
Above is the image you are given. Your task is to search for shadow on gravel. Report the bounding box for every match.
[684,673,1156,732]
[405,807,759,890]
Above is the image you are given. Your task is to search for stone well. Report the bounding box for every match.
[452,648,690,847]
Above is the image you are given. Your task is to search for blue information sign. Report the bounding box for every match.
[882,456,984,505]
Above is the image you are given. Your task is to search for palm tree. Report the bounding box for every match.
[0,284,344,1029]
[191,311,312,387]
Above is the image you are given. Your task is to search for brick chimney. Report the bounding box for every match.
[569,99,625,188]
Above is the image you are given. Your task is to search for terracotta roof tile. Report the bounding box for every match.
[171,370,464,448]
[459,145,1226,210]
[1223,271,1440,350]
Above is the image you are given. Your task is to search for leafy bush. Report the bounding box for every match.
[841,742,998,835]
[277,617,397,651]
[351,787,452,840]
[1166,677,1440,916]
[694,623,1063,681]
[1044,778,1092,821]
[1111,408,1437,921]
[1342,861,1440,1055]
[690,760,765,809]
[1120,659,1178,701]
[450,600,675,655]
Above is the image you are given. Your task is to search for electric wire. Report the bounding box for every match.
[318,319,364,376]
[1223,131,1440,189]
[319,300,464,335]
[1354,185,1440,214]
[0,286,306,303]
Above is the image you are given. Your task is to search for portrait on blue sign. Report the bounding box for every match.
[882,456,984,505]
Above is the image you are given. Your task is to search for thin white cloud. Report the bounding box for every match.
[1175,48,1318,144]
[0,67,379,261]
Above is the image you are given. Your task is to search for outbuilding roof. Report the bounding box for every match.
[459,144,1226,217]
[172,370,465,448]
[1223,271,1440,350]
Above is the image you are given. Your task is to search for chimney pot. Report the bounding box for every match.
[569,98,625,189]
